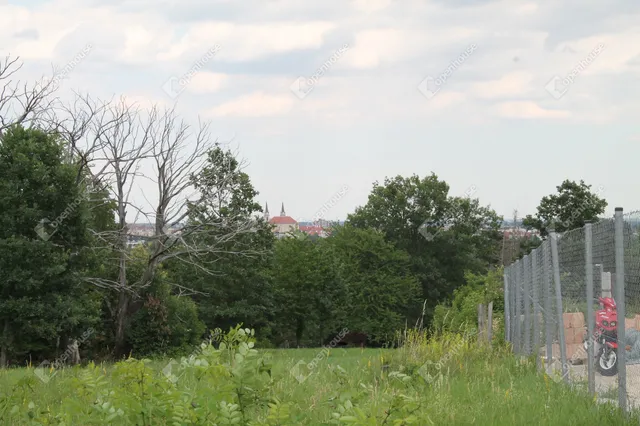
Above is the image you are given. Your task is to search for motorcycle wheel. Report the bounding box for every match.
[596,347,618,376]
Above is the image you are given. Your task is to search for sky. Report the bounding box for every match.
[2,0,640,223]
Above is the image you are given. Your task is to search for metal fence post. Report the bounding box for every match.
[515,260,522,354]
[524,255,532,355]
[532,249,541,368]
[614,208,627,412]
[504,268,511,343]
[549,229,568,383]
[584,222,595,396]
[543,240,553,373]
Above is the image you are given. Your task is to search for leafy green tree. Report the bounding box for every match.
[269,234,347,346]
[0,126,99,365]
[328,225,421,344]
[347,174,502,324]
[523,180,607,237]
[169,146,276,340]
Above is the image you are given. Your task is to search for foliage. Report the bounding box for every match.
[171,146,277,339]
[269,234,347,346]
[0,125,517,361]
[328,225,421,344]
[432,268,504,334]
[347,174,502,324]
[523,179,607,237]
[0,126,99,365]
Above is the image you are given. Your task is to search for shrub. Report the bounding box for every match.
[432,267,504,335]
[127,294,205,357]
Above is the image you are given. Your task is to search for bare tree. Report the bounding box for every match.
[0,55,57,139]
[71,100,260,356]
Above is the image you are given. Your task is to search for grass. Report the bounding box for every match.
[0,332,637,424]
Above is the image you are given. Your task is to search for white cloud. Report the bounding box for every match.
[493,101,571,119]
[120,94,170,110]
[513,2,539,15]
[470,72,535,99]
[186,72,228,93]
[121,25,157,61]
[350,0,395,14]
[341,26,481,70]
[429,91,466,108]
[167,21,336,62]
[206,92,295,117]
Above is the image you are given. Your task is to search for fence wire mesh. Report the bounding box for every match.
[503,211,640,412]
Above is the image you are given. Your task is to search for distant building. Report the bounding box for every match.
[298,224,329,237]
[502,227,540,239]
[267,203,298,238]
[265,203,340,238]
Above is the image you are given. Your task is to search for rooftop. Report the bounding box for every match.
[269,216,297,225]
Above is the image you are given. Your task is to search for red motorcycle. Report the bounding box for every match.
[583,297,618,376]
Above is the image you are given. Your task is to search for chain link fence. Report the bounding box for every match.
[504,208,640,412]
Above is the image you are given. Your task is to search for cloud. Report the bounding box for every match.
[470,72,535,99]
[340,26,481,70]
[120,94,170,110]
[160,21,336,62]
[350,0,395,14]
[429,91,466,108]
[206,92,295,117]
[186,72,228,93]
[493,101,571,119]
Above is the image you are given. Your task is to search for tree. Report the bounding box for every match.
[125,246,205,356]
[169,146,276,340]
[56,98,259,357]
[0,126,98,366]
[347,174,502,323]
[327,225,421,344]
[0,55,57,139]
[269,234,346,347]
[523,180,607,237]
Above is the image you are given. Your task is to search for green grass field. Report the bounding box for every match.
[0,331,637,425]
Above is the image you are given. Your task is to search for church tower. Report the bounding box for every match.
[264,203,270,221]
[280,202,286,216]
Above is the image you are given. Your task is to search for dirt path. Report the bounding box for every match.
[550,360,640,408]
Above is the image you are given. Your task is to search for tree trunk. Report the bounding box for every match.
[69,340,81,365]
[0,321,9,367]
[114,223,129,358]
[114,291,129,358]
[295,318,304,347]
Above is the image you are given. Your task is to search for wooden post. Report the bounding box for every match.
[487,302,493,344]
[478,304,485,346]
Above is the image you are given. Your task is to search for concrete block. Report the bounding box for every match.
[570,313,585,329]
[563,313,573,329]
[569,328,586,345]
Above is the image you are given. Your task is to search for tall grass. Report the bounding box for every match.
[0,327,635,424]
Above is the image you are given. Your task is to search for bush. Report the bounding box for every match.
[127,294,205,357]
[432,268,504,335]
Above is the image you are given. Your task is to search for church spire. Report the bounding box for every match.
[280,202,286,216]
[264,202,269,221]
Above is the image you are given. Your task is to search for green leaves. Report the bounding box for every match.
[347,173,502,329]
[523,179,607,237]
[0,126,99,365]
